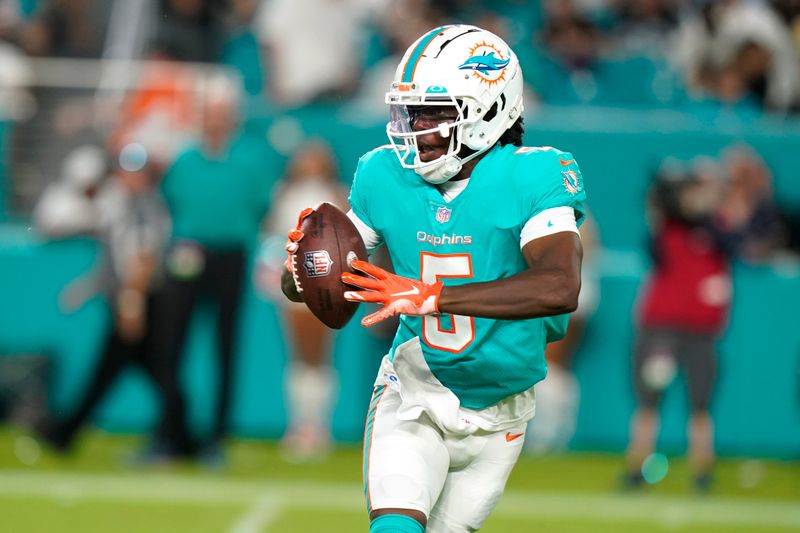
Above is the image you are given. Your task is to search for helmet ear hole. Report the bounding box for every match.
[482,93,507,123]
[483,102,498,122]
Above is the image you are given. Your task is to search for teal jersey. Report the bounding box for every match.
[349,144,587,409]
[162,135,276,249]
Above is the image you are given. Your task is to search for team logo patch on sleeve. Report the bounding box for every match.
[562,170,582,195]
[304,250,333,277]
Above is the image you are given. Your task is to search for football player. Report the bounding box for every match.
[283,25,587,533]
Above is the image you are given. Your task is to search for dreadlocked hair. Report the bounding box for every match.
[498,117,525,147]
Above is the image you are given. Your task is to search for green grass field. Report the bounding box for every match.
[0,427,798,532]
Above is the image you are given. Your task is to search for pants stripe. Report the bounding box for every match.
[362,385,386,513]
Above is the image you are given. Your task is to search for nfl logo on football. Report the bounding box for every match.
[304,250,333,277]
[435,206,452,223]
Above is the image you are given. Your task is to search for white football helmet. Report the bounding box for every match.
[385,25,524,184]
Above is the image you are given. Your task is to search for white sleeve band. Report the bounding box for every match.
[347,209,383,254]
[520,206,580,249]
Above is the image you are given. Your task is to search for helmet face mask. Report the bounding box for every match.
[385,25,524,184]
[387,97,470,182]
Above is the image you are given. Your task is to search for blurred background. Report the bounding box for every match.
[0,0,799,532]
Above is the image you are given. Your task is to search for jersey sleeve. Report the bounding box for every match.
[347,154,373,227]
[347,209,383,254]
[517,148,587,229]
[347,149,386,252]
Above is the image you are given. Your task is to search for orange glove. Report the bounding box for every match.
[284,207,315,272]
[342,260,443,327]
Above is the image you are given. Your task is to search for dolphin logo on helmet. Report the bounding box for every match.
[458,52,510,73]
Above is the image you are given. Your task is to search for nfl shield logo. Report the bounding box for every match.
[435,206,452,223]
[303,250,333,277]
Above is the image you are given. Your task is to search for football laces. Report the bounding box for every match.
[290,254,304,293]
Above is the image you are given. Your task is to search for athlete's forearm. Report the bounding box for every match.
[438,231,584,319]
[281,268,304,302]
[437,267,580,319]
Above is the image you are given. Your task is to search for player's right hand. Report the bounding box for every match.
[284,207,314,272]
[342,260,443,327]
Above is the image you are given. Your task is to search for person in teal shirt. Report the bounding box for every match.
[283,26,586,533]
[152,81,275,465]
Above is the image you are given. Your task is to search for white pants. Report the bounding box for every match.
[363,339,532,532]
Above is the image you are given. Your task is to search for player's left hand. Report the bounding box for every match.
[284,207,315,272]
[342,260,443,327]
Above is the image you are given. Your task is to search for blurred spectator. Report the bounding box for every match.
[770,0,800,55]
[346,0,448,118]
[733,39,776,107]
[532,10,606,105]
[0,39,32,120]
[672,0,799,111]
[153,0,225,63]
[716,145,787,261]
[0,0,24,43]
[21,0,112,58]
[689,57,763,123]
[33,144,106,236]
[154,78,275,465]
[33,143,170,453]
[221,0,264,95]
[611,0,682,55]
[107,49,200,170]
[8,0,117,214]
[778,209,800,257]
[255,0,382,106]
[461,3,516,41]
[259,140,348,462]
[623,152,782,492]
[529,8,673,107]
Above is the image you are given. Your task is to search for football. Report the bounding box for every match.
[291,202,368,329]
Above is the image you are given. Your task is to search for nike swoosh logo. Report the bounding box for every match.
[505,432,524,442]
[393,286,421,297]
[547,220,554,228]
[559,158,575,166]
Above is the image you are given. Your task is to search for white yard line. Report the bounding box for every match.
[228,495,284,533]
[0,470,798,530]
[496,491,800,529]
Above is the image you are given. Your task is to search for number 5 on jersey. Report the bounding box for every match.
[421,252,475,353]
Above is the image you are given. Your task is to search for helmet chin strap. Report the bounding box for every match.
[414,122,463,184]
[416,154,462,184]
